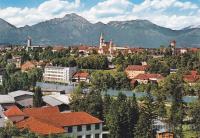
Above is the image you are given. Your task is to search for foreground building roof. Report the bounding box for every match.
[17,117,65,135]
[4,106,25,117]
[15,106,102,135]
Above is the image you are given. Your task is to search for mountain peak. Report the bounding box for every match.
[62,13,90,24]
[0,18,16,31]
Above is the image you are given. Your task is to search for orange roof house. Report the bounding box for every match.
[183,70,200,85]
[13,106,103,135]
[73,71,90,83]
[21,61,37,72]
[125,65,149,79]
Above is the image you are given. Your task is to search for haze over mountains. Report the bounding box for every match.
[0,13,200,48]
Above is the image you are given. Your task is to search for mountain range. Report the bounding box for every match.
[0,13,200,48]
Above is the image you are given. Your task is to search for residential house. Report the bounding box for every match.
[21,61,37,72]
[9,106,104,137]
[43,66,77,84]
[134,73,164,84]
[77,45,90,55]
[183,70,200,86]
[72,71,90,83]
[125,65,149,79]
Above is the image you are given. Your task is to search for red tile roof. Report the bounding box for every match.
[126,65,149,71]
[23,106,60,116]
[134,73,163,80]
[4,106,25,117]
[17,117,65,135]
[16,106,102,135]
[183,70,200,83]
[73,71,89,78]
[78,45,90,51]
[21,61,37,71]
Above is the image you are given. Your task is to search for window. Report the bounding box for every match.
[95,134,100,138]
[95,123,100,130]
[86,124,91,131]
[86,135,91,138]
[77,136,82,138]
[68,126,73,133]
[77,125,82,132]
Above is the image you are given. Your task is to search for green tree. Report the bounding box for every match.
[191,101,200,137]
[135,92,157,138]
[33,87,43,107]
[90,71,115,90]
[161,74,184,137]
[114,72,130,90]
[106,93,139,138]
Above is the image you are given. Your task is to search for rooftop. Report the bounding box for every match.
[15,106,102,135]
[8,90,33,98]
[134,73,163,80]
[4,106,25,117]
[0,95,15,104]
[126,65,149,71]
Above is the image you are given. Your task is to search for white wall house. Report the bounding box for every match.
[43,66,77,84]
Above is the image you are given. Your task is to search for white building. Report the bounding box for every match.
[43,66,77,84]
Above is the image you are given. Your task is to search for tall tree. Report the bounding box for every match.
[161,74,184,137]
[106,93,139,138]
[135,92,157,138]
[33,87,43,107]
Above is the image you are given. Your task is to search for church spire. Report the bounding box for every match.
[99,32,104,49]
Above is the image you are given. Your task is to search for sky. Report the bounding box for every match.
[0,0,200,29]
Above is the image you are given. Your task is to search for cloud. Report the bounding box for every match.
[80,0,133,22]
[0,0,81,27]
[0,0,199,29]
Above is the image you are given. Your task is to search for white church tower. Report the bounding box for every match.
[99,33,104,49]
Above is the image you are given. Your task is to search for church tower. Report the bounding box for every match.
[170,40,176,55]
[99,33,104,49]
[109,39,113,55]
[27,36,32,47]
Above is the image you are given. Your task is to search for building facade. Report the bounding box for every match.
[43,66,77,84]
[125,65,149,79]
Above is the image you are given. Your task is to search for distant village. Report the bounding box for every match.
[0,33,200,138]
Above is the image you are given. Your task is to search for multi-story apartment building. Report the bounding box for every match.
[43,66,77,84]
